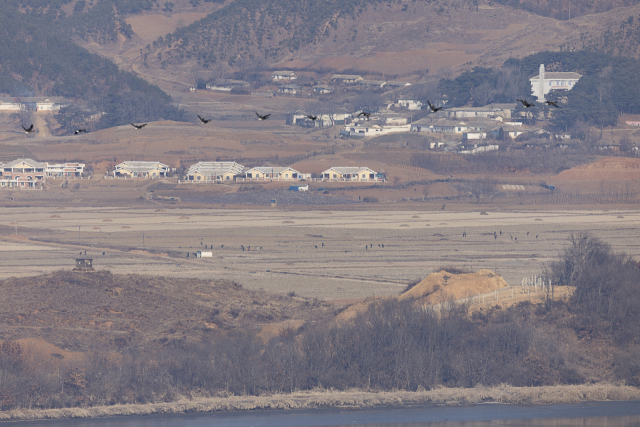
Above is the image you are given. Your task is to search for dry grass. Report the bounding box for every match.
[1,384,639,421]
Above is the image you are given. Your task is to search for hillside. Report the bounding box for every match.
[0,270,333,351]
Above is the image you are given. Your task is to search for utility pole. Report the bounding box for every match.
[78,226,81,244]
[143,232,145,248]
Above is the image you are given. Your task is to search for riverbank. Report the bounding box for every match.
[2,383,639,421]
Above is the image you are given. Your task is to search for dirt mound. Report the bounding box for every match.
[400,269,508,304]
[555,157,640,181]
[336,270,508,323]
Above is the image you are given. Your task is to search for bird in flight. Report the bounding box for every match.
[255,112,270,121]
[197,115,211,124]
[307,114,318,121]
[517,99,535,108]
[130,123,147,130]
[22,124,34,133]
[358,112,371,120]
[74,129,87,135]
[427,100,443,112]
[545,100,560,108]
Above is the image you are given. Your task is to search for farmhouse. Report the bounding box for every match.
[446,103,516,120]
[112,161,169,178]
[411,119,480,134]
[271,71,297,80]
[313,85,334,94]
[342,123,411,137]
[331,74,363,84]
[0,158,46,188]
[206,79,250,92]
[321,167,380,181]
[279,84,301,94]
[530,64,582,102]
[359,79,386,89]
[244,167,301,180]
[289,184,309,191]
[186,161,244,182]
[397,99,423,110]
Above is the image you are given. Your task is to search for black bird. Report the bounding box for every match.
[517,99,535,108]
[130,123,147,130]
[74,129,87,135]
[255,112,270,121]
[358,111,371,120]
[197,115,211,124]
[427,100,443,112]
[545,100,560,108]
[22,124,34,134]
[307,114,318,121]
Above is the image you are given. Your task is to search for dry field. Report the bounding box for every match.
[0,205,639,302]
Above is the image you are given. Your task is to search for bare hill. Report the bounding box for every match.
[0,270,333,352]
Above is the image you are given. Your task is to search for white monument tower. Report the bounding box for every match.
[537,64,546,102]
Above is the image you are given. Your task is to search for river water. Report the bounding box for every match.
[3,401,640,427]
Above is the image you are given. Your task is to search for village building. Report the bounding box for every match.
[244,167,301,180]
[411,119,482,134]
[396,99,423,110]
[206,79,250,92]
[278,84,301,94]
[341,123,411,138]
[313,85,334,94]
[45,162,85,178]
[185,161,244,182]
[112,161,169,178]
[384,80,411,88]
[446,103,516,120]
[530,64,582,102]
[271,71,297,80]
[330,74,363,84]
[0,97,68,112]
[289,184,309,191]
[0,158,46,188]
[358,79,386,89]
[320,167,380,181]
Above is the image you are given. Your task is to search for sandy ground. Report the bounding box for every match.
[0,207,639,301]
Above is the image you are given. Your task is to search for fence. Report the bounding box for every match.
[428,275,551,312]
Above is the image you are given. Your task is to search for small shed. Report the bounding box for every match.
[196,251,213,258]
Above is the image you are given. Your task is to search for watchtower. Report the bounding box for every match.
[74,258,94,272]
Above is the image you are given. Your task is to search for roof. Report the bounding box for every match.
[209,79,249,86]
[322,167,376,174]
[3,158,46,168]
[246,166,299,174]
[530,72,583,80]
[385,81,411,86]
[187,161,244,175]
[271,71,297,75]
[359,79,385,85]
[331,74,363,80]
[115,161,169,173]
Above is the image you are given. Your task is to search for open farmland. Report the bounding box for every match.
[1,206,639,302]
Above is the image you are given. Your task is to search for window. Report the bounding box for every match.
[333,174,337,178]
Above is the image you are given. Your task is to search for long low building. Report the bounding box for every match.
[112,161,169,178]
[321,167,380,181]
[186,162,244,182]
[244,166,301,180]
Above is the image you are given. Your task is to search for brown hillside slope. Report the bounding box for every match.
[555,157,640,181]
[0,271,333,352]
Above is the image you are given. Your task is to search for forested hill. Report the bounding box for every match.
[0,0,186,133]
[145,0,392,67]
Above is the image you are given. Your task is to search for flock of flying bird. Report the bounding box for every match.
[18,98,559,135]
